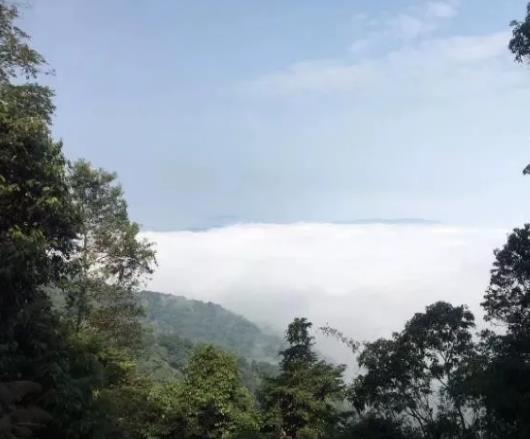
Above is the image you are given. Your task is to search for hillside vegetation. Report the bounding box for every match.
[141,290,281,362]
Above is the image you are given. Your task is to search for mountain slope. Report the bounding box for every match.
[141,290,281,362]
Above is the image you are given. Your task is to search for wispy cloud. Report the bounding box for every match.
[238,31,515,97]
[238,59,378,96]
[387,0,460,40]
[425,0,459,19]
[390,13,437,41]
[235,0,511,99]
[350,0,460,47]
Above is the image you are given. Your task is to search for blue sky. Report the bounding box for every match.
[22,0,530,230]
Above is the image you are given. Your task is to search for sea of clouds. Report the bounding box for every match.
[143,223,508,363]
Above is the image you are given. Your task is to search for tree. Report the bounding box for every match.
[351,302,480,439]
[135,345,261,439]
[0,381,52,438]
[0,1,49,83]
[0,0,78,377]
[0,2,82,436]
[261,318,345,439]
[482,224,530,334]
[336,416,414,439]
[509,3,530,174]
[0,0,77,346]
[510,3,530,64]
[39,161,158,437]
[478,225,530,438]
[64,160,156,348]
[181,345,261,438]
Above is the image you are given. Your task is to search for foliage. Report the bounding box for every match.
[127,346,262,439]
[335,415,414,439]
[0,4,79,438]
[482,224,530,333]
[478,224,530,438]
[179,345,261,438]
[510,3,530,63]
[64,160,156,348]
[351,302,480,438]
[0,381,52,438]
[142,290,281,362]
[260,318,345,439]
[0,1,48,83]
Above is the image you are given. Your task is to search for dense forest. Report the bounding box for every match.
[2,1,530,438]
[141,291,281,363]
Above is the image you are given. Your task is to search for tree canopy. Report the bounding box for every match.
[510,3,530,64]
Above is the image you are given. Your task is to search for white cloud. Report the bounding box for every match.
[350,0,460,45]
[238,0,518,100]
[391,0,460,39]
[240,31,517,98]
[425,1,458,19]
[239,60,377,96]
[143,223,506,361]
[391,13,436,41]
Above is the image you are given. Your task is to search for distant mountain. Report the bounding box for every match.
[140,290,282,363]
[174,218,441,231]
[336,218,440,225]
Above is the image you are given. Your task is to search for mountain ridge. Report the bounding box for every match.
[140,290,282,363]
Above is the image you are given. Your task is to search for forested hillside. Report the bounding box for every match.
[2,1,530,438]
[141,290,281,362]
[138,291,280,389]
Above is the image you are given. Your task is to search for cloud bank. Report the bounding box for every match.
[143,223,507,361]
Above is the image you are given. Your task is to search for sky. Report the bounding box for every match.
[18,1,530,354]
[22,0,530,230]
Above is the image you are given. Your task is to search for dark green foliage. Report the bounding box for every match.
[178,345,261,438]
[0,381,52,439]
[0,6,79,438]
[482,224,530,332]
[157,334,195,371]
[43,160,157,438]
[513,5,530,177]
[142,290,281,362]
[478,225,530,438]
[0,78,76,340]
[473,331,530,439]
[351,302,480,438]
[510,3,530,63]
[125,346,262,439]
[336,416,413,439]
[64,160,156,348]
[260,318,345,439]
[138,291,281,396]
[0,1,48,83]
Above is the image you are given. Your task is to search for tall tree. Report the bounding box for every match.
[43,161,157,437]
[128,345,261,439]
[64,160,156,347]
[509,3,530,175]
[261,318,345,439]
[0,2,80,436]
[479,225,530,438]
[351,302,480,439]
[0,0,76,345]
[179,345,261,438]
[482,224,530,334]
